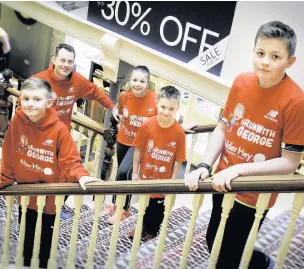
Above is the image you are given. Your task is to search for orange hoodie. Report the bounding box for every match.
[0,107,90,214]
[32,63,114,130]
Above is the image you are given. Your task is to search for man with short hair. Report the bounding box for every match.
[33,43,114,130]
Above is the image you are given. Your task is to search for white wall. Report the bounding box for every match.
[222,1,304,89]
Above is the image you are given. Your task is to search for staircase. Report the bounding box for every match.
[1,196,304,268]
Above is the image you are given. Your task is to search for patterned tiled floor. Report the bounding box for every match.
[0,196,304,268]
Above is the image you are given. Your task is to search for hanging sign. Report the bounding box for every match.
[87,1,236,76]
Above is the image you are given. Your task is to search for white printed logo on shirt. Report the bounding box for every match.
[147,139,154,154]
[168,141,176,148]
[44,168,54,175]
[159,166,166,173]
[43,139,54,146]
[264,110,278,122]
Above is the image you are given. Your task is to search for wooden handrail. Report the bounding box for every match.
[72,111,104,135]
[0,175,303,196]
[189,123,217,134]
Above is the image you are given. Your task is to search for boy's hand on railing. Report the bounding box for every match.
[122,107,129,119]
[112,107,123,122]
[181,123,198,134]
[79,176,103,191]
[211,166,240,192]
[185,167,209,191]
[132,172,139,181]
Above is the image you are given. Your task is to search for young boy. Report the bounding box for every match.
[0,77,101,268]
[129,86,186,241]
[185,21,304,269]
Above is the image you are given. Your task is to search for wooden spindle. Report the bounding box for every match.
[84,130,94,168]
[208,194,235,269]
[71,122,76,135]
[47,195,65,269]
[1,196,15,267]
[239,193,271,269]
[30,196,46,269]
[184,133,198,176]
[85,195,104,269]
[77,126,85,152]
[66,195,84,269]
[16,196,30,268]
[154,194,176,268]
[106,195,126,269]
[129,195,150,269]
[180,194,204,269]
[92,134,103,178]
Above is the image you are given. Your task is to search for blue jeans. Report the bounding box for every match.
[112,142,135,210]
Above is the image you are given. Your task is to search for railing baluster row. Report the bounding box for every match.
[0,192,303,268]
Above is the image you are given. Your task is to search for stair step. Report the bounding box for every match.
[115,210,212,269]
[55,204,193,268]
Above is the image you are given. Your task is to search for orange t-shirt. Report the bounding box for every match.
[117,90,157,146]
[133,116,186,198]
[216,72,304,208]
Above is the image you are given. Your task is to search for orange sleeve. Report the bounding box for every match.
[82,79,114,110]
[0,125,15,188]
[132,121,148,148]
[118,91,128,114]
[282,100,304,146]
[57,132,90,182]
[175,128,187,162]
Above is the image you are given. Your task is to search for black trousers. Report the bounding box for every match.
[18,206,56,268]
[143,197,165,236]
[206,194,269,269]
[112,142,135,210]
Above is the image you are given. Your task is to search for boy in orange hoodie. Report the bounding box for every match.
[0,77,101,268]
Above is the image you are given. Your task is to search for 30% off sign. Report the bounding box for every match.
[97,1,222,55]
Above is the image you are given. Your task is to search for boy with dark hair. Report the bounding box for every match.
[129,86,186,241]
[0,77,101,268]
[185,20,304,269]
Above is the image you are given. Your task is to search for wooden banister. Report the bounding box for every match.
[0,175,303,196]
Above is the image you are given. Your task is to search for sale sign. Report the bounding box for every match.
[87,1,236,76]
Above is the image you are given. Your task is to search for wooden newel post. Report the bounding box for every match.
[0,69,13,145]
[100,114,119,180]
